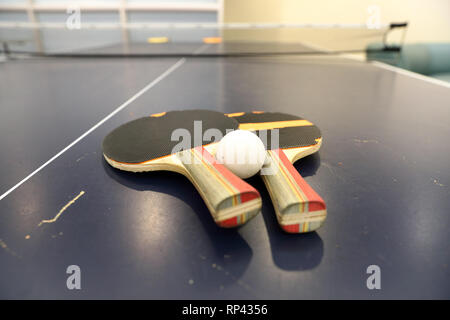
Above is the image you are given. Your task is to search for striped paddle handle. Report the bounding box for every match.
[177,146,261,228]
[261,149,327,233]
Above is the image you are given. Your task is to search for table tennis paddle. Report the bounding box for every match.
[102,110,261,228]
[226,111,327,233]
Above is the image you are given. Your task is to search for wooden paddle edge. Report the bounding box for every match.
[103,152,261,226]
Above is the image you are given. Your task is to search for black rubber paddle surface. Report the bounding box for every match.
[231,112,321,149]
[103,110,238,163]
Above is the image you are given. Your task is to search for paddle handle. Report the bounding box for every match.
[261,149,327,233]
[178,147,261,227]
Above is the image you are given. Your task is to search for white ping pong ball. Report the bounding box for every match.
[215,130,266,179]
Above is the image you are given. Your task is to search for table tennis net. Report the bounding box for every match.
[0,22,407,58]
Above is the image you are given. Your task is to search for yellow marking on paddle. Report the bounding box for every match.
[150,112,167,117]
[238,119,313,131]
[252,111,264,114]
[225,112,244,117]
[203,37,222,44]
[147,37,169,44]
[38,191,85,227]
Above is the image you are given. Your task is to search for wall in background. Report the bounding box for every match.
[2,0,449,53]
[0,0,221,52]
[224,0,450,43]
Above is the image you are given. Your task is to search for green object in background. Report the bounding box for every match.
[366,43,450,83]
[366,42,402,66]
[433,73,450,82]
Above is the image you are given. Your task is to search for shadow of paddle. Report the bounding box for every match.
[246,153,324,271]
[102,158,253,291]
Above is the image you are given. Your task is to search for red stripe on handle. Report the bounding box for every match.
[196,146,260,203]
[282,224,300,233]
[218,217,238,228]
[276,149,326,212]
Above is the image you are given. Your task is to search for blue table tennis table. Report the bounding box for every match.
[0,43,449,299]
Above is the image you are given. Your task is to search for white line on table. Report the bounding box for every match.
[0,58,186,201]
